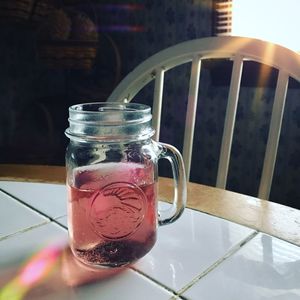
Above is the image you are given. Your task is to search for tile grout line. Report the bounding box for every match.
[169,295,187,300]
[54,215,68,229]
[0,188,54,220]
[0,188,67,230]
[55,214,67,219]
[174,295,189,300]
[177,230,259,295]
[0,221,50,242]
[54,219,67,230]
[169,294,189,300]
[130,266,179,298]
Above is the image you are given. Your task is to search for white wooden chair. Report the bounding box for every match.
[107,36,300,200]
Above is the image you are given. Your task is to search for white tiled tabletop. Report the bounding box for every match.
[0,222,67,268]
[0,181,299,300]
[183,233,300,300]
[0,190,49,240]
[0,181,67,219]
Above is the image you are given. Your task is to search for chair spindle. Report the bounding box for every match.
[183,56,202,180]
[152,68,165,141]
[216,55,244,189]
[258,70,289,199]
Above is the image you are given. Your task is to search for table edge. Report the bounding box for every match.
[1,164,299,247]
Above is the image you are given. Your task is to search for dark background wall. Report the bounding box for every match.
[1,0,300,209]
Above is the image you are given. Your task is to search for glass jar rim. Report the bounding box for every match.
[69,102,151,114]
[66,102,155,142]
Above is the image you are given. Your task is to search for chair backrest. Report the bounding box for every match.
[107,36,300,200]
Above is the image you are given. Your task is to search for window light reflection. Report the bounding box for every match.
[232,0,300,52]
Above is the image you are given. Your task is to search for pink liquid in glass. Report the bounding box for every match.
[68,162,157,267]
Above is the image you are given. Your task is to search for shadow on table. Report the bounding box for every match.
[0,244,126,300]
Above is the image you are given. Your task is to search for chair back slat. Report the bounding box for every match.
[107,36,300,200]
[183,56,202,180]
[258,70,289,199]
[152,68,165,141]
[216,55,244,189]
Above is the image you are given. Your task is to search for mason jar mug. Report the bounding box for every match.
[65,102,186,268]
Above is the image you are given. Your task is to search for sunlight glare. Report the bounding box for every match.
[232,0,300,52]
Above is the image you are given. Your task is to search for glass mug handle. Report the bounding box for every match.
[156,142,187,225]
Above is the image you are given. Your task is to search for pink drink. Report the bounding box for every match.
[67,162,157,267]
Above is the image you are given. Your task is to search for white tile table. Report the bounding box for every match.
[0,181,299,300]
[0,191,48,240]
[0,181,67,219]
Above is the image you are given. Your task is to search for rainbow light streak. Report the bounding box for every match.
[19,246,60,285]
[0,245,62,300]
[101,4,144,11]
[99,25,145,32]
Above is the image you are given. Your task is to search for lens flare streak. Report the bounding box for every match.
[101,4,144,11]
[0,245,62,300]
[99,25,145,32]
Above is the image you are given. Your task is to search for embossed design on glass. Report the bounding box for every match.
[89,182,147,240]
